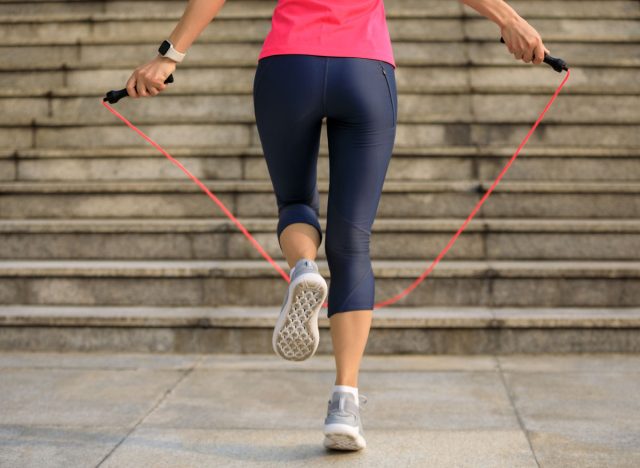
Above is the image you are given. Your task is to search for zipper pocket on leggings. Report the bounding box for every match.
[379,61,396,127]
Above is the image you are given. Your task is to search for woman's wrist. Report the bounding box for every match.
[156,55,180,65]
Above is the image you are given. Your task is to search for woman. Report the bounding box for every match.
[126,0,549,452]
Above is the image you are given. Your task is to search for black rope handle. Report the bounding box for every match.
[103,74,174,104]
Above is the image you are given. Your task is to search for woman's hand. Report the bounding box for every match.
[126,55,176,98]
[500,15,550,65]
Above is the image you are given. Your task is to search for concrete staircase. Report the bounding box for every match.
[1,0,639,353]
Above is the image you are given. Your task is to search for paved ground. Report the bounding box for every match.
[0,352,638,467]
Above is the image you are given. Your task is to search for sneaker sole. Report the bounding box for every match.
[272,271,328,361]
[323,423,366,451]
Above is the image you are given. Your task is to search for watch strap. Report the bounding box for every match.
[158,40,186,63]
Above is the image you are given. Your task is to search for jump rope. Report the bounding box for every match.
[102,40,570,311]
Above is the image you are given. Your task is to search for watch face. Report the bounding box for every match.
[158,40,170,55]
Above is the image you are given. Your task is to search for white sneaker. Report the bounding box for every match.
[272,258,328,361]
[323,392,368,451]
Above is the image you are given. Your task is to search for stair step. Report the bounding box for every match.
[1,305,638,353]
[2,66,639,96]
[465,19,640,43]
[1,180,639,219]
[2,218,639,261]
[5,147,640,182]
[6,122,640,151]
[5,304,640,328]
[5,145,640,159]
[465,42,640,67]
[3,93,639,126]
[1,260,638,307]
[4,180,639,193]
[468,1,640,20]
[4,18,467,45]
[3,17,639,45]
[2,42,638,72]
[469,67,640,94]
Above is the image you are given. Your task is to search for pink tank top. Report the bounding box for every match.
[258,0,396,69]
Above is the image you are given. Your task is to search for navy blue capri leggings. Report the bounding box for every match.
[253,54,397,317]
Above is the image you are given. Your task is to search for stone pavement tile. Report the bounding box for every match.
[503,371,640,468]
[498,353,640,374]
[0,368,186,426]
[198,353,499,372]
[529,432,640,468]
[143,369,519,430]
[0,425,124,468]
[0,351,202,370]
[101,428,537,468]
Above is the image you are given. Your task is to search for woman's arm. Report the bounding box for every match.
[459,0,549,65]
[126,0,226,98]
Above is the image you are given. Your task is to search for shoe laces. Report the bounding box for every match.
[327,393,368,411]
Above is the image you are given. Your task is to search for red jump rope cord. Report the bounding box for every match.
[101,68,570,311]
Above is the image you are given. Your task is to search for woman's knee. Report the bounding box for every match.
[277,202,323,249]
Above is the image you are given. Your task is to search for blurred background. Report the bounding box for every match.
[1,0,639,354]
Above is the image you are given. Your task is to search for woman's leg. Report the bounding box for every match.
[324,57,397,387]
[330,310,372,386]
[254,54,330,361]
[280,223,321,268]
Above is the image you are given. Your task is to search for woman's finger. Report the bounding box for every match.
[151,79,167,92]
[126,75,139,99]
[533,42,545,64]
[136,78,149,97]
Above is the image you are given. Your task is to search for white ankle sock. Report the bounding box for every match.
[332,384,359,406]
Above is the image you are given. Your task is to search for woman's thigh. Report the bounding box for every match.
[324,57,397,232]
[253,54,326,212]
